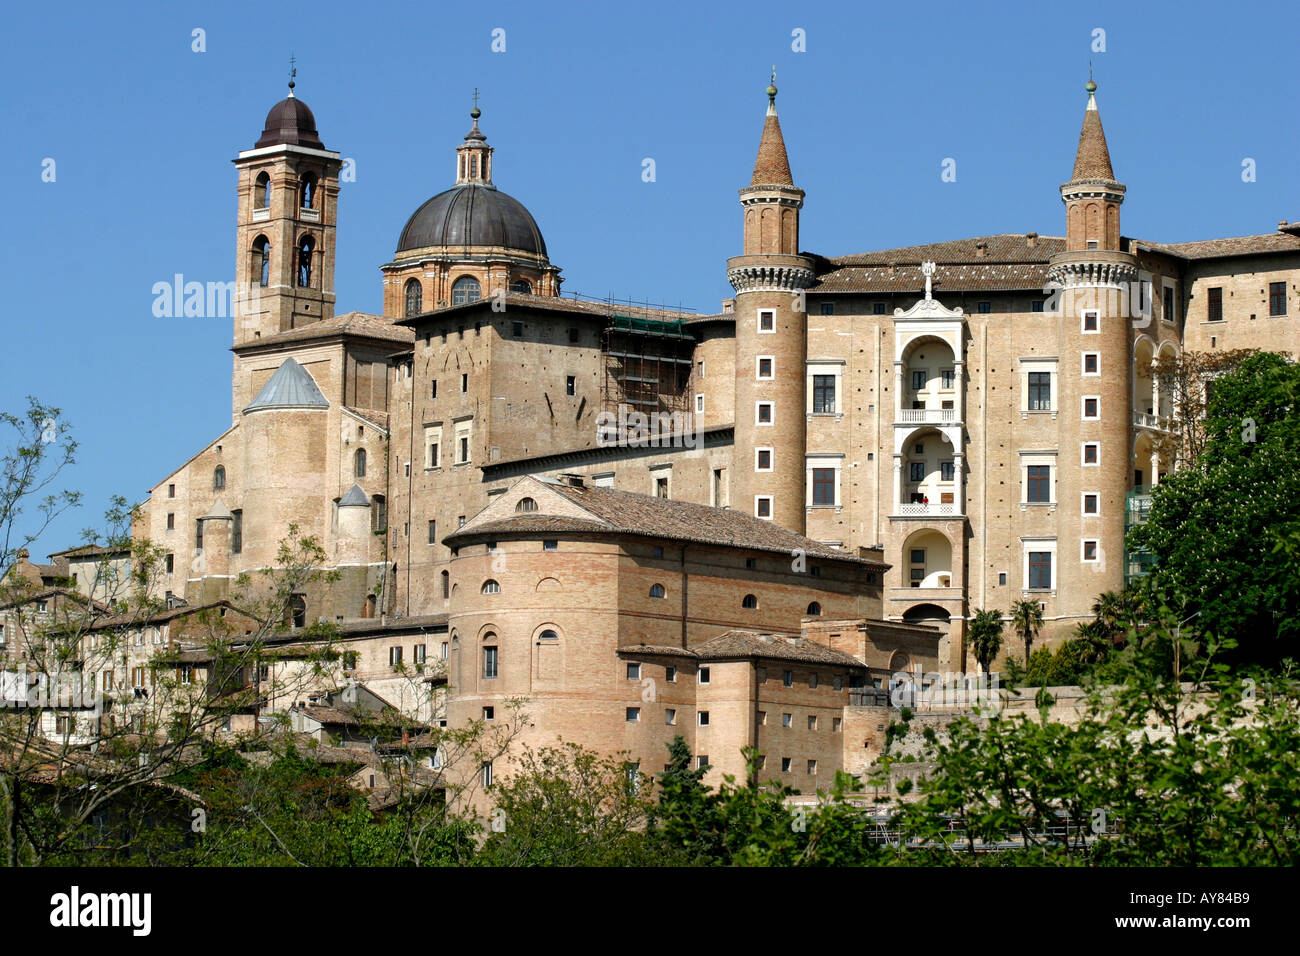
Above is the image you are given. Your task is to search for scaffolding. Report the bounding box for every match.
[1123,487,1157,585]
[600,313,695,422]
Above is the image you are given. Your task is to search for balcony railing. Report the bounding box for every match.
[896,502,956,517]
[898,408,957,424]
[1133,411,1172,431]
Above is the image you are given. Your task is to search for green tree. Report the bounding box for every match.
[1128,352,1300,663]
[967,608,1005,675]
[1010,599,1044,666]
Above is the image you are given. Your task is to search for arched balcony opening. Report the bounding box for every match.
[898,336,959,425]
[896,427,961,516]
[902,529,953,589]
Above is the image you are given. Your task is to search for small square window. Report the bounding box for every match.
[698,667,710,685]
[758,710,767,725]
[820,302,834,315]
[756,448,773,471]
[782,713,792,728]
[483,706,495,720]
[998,571,1007,586]
[1082,443,1099,466]
[1082,540,1099,562]
[755,496,772,519]
[1083,493,1099,515]
[665,665,676,682]
[873,302,887,315]
[697,711,710,726]
[626,662,641,680]
[1031,299,1045,313]
[665,708,676,725]
[626,707,640,722]
[1082,310,1099,332]
[543,539,557,551]
[782,670,793,687]
[757,356,773,379]
[697,755,709,770]
[1083,352,1099,375]
[807,715,818,730]
[1083,396,1100,419]
[758,310,775,332]
[807,759,818,774]
[977,301,992,314]
[756,402,773,424]
[781,757,792,773]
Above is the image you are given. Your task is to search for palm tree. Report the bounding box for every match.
[967,608,1005,675]
[1010,599,1044,665]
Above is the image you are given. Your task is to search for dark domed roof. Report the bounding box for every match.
[256,96,325,149]
[397,183,546,256]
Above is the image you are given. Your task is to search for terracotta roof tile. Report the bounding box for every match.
[236,311,414,349]
[696,630,865,667]
[1070,104,1115,181]
[751,112,794,186]
[811,235,1064,294]
[1135,233,1300,260]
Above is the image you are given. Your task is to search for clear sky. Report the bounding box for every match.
[1,0,1296,557]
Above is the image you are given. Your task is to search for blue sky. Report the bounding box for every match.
[1,0,1296,556]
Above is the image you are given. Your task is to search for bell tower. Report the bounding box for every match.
[727,75,814,533]
[233,72,342,346]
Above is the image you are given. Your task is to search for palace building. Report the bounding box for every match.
[130,76,1300,790]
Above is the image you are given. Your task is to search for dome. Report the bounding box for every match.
[255,96,325,150]
[396,183,547,257]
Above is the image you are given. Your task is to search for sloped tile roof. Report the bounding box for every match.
[751,111,794,186]
[237,311,414,348]
[338,484,370,507]
[696,630,865,667]
[1135,232,1300,260]
[811,235,1064,294]
[448,478,885,568]
[1070,103,1115,181]
[243,357,329,412]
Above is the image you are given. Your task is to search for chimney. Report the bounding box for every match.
[887,260,897,277]
[1025,232,1038,248]
[975,241,988,258]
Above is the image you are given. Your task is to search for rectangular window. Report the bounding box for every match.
[231,509,242,553]
[1027,465,1051,503]
[461,373,468,392]
[665,665,676,682]
[909,462,926,482]
[757,356,774,379]
[941,369,955,389]
[483,646,498,679]
[389,646,403,666]
[1163,285,1176,323]
[1083,493,1099,515]
[807,715,818,730]
[1083,352,1099,375]
[812,374,836,413]
[1083,442,1099,466]
[168,484,175,498]
[626,707,640,722]
[873,302,887,315]
[429,441,440,467]
[998,572,1007,586]
[427,519,437,544]
[940,460,955,481]
[697,756,709,770]
[698,711,710,726]
[1082,540,1099,562]
[1031,299,1045,313]
[1083,396,1099,419]
[431,380,437,399]
[1082,310,1099,332]
[165,553,174,573]
[626,662,641,680]
[782,713,793,727]
[483,706,494,720]
[781,757,792,773]
[755,496,772,518]
[482,761,493,788]
[1028,371,1052,411]
[911,369,928,390]
[566,376,576,395]
[833,717,842,732]
[665,708,676,725]
[756,402,773,424]
[543,539,557,551]
[1270,281,1287,316]
[782,669,794,687]
[195,520,203,551]
[1028,551,1053,590]
[414,644,427,663]
[166,513,175,531]
[459,436,469,463]
[811,468,835,506]
[758,310,775,332]
[695,393,705,413]
[1207,287,1223,322]
[698,666,710,685]
[977,301,992,314]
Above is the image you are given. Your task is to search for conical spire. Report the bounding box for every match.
[750,72,794,187]
[1069,79,1115,181]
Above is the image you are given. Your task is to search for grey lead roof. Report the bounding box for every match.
[243,357,330,413]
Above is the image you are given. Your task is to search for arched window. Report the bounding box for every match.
[213,465,226,491]
[510,279,532,294]
[516,497,538,513]
[252,236,270,287]
[404,279,423,317]
[300,173,317,210]
[441,570,450,599]
[807,601,822,616]
[742,594,758,609]
[452,276,481,305]
[297,236,314,287]
[255,171,271,208]
[648,583,666,599]
[371,493,387,534]
[539,629,559,641]
[289,595,307,628]
[481,579,500,594]
[353,448,366,477]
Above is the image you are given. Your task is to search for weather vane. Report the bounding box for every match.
[770,65,776,84]
[472,87,480,109]
[288,55,297,95]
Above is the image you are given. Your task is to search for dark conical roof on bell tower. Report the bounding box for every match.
[750,80,794,187]
[1070,80,1115,181]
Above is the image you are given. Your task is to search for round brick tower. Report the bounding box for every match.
[1048,80,1133,601]
[727,78,813,534]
